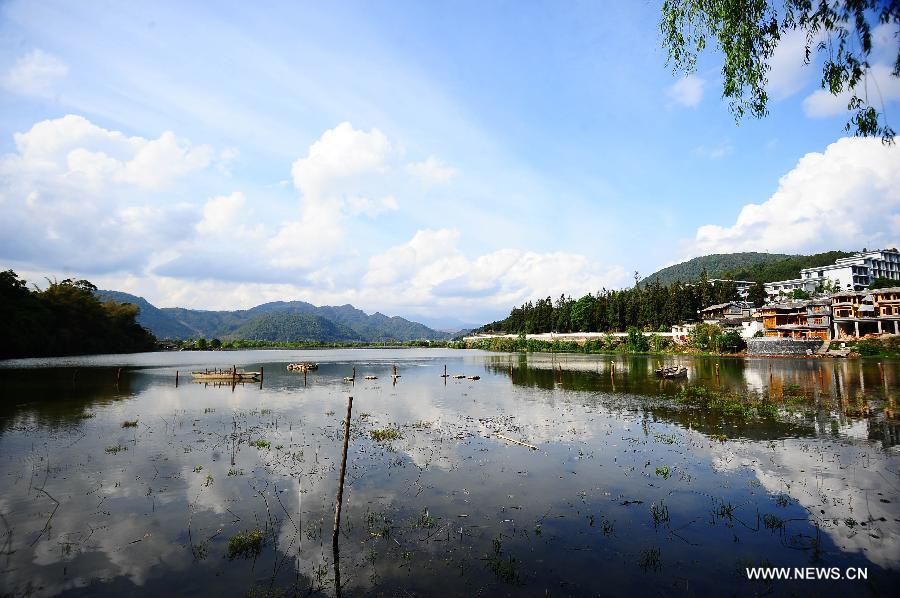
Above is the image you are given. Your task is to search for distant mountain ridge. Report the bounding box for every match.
[95,291,450,342]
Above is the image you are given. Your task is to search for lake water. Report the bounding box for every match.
[0,349,898,596]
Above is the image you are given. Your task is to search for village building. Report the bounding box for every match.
[700,301,754,322]
[765,249,900,299]
[759,299,830,340]
[708,279,754,299]
[832,287,900,338]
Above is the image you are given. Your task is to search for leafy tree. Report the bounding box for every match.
[196,337,209,350]
[626,326,650,352]
[791,289,811,299]
[720,330,745,353]
[689,323,723,351]
[748,281,767,307]
[661,0,900,142]
[869,276,899,289]
[210,338,222,349]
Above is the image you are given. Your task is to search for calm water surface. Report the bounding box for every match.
[0,349,898,596]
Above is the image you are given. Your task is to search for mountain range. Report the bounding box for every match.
[96,291,453,342]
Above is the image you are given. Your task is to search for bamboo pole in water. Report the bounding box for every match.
[333,396,353,548]
[175,370,179,386]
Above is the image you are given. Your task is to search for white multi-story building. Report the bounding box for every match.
[766,249,900,298]
[709,279,753,298]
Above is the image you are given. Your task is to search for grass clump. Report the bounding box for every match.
[227,468,244,477]
[193,465,203,473]
[638,548,661,572]
[121,420,138,428]
[226,529,265,560]
[655,466,671,479]
[675,386,753,418]
[413,507,436,529]
[370,428,401,442]
[104,444,127,454]
[249,439,271,449]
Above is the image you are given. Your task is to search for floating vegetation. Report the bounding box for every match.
[655,466,671,479]
[370,428,401,442]
[203,474,213,487]
[121,419,138,428]
[227,468,244,477]
[193,465,203,473]
[675,386,753,419]
[773,493,792,508]
[365,510,392,539]
[226,529,265,560]
[104,444,127,454]
[249,439,271,449]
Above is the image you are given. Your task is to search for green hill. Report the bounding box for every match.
[641,252,794,285]
[97,292,450,342]
[233,312,359,343]
[718,251,854,282]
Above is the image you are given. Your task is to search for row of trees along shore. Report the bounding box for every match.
[0,270,156,359]
[481,274,746,334]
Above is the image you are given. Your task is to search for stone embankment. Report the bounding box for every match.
[746,337,823,356]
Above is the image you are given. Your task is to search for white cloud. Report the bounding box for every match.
[689,137,900,255]
[802,65,900,118]
[406,156,457,184]
[0,115,212,273]
[2,49,68,97]
[666,75,705,108]
[766,28,815,100]
[361,228,630,320]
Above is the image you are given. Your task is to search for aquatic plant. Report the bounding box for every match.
[413,507,436,529]
[763,514,785,532]
[226,529,265,560]
[249,439,271,449]
[650,501,670,527]
[655,466,671,479]
[121,420,138,428]
[370,428,401,442]
[193,465,203,473]
[638,548,661,572]
[104,444,127,454]
[227,468,243,477]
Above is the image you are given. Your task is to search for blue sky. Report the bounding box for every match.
[1,1,897,327]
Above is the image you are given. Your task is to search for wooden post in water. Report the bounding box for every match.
[232,365,236,384]
[610,362,616,380]
[260,366,264,383]
[175,370,179,387]
[116,368,122,386]
[304,368,307,386]
[333,396,353,548]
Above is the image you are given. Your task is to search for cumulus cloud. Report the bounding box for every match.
[0,115,212,273]
[803,64,900,117]
[361,228,630,320]
[666,75,705,108]
[689,137,899,255]
[2,49,68,97]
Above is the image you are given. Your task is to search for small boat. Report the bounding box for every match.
[287,362,318,371]
[655,366,687,379]
[191,369,260,381]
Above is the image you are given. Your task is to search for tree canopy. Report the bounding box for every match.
[660,0,900,142]
[0,270,156,359]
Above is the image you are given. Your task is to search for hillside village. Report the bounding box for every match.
[467,248,900,356]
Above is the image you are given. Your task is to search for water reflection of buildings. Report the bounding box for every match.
[485,354,900,448]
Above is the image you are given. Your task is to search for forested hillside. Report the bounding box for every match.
[641,252,793,285]
[233,312,360,343]
[2,271,156,359]
[719,251,854,282]
[481,276,738,334]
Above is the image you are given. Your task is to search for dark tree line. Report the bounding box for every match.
[481,273,739,334]
[0,270,156,359]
